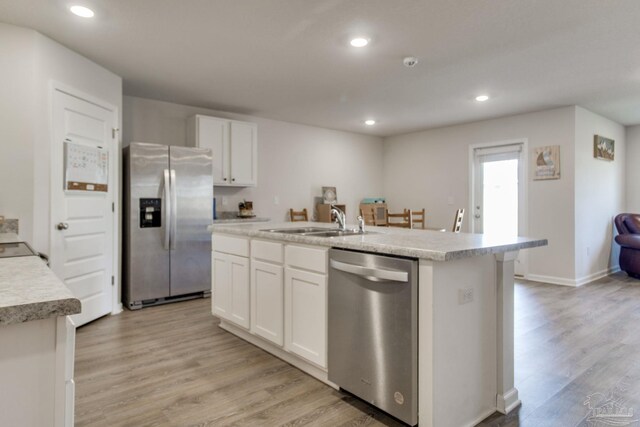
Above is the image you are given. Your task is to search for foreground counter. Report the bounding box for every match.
[0,233,81,427]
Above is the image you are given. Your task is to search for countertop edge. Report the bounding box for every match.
[0,297,81,326]
[210,225,548,261]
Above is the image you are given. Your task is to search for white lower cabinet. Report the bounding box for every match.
[212,251,250,329]
[284,267,327,368]
[212,233,328,371]
[251,260,284,345]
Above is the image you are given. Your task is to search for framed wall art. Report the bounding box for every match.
[594,135,614,161]
[533,145,560,180]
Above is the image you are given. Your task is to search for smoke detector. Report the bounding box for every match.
[403,56,419,67]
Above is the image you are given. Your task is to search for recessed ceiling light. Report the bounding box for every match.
[70,5,95,18]
[364,119,376,126]
[475,95,490,102]
[350,37,369,48]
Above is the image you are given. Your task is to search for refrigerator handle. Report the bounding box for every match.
[163,169,171,250]
[170,169,177,249]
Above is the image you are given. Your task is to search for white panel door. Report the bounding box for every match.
[198,116,229,185]
[472,142,527,276]
[251,260,284,346]
[229,121,257,186]
[228,253,250,329]
[212,251,230,318]
[51,90,116,327]
[284,267,327,368]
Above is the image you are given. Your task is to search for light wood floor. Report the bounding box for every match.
[75,272,640,426]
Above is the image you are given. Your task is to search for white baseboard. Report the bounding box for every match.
[465,407,499,427]
[111,302,123,315]
[219,320,337,389]
[526,265,621,287]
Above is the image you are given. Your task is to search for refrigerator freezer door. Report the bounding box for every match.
[169,146,213,295]
[125,143,171,304]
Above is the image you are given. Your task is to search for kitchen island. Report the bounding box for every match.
[209,222,547,427]
[0,233,81,427]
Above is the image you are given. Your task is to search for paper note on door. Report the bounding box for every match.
[64,140,109,192]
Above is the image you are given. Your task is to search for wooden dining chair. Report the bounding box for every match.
[452,209,464,233]
[409,209,425,229]
[359,208,376,226]
[289,208,308,222]
[386,209,412,228]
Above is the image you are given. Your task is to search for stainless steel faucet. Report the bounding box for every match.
[330,205,347,231]
[357,215,365,233]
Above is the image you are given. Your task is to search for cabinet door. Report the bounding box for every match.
[228,253,250,329]
[229,121,257,186]
[284,267,327,367]
[198,116,230,185]
[251,260,284,346]
[212,251,230,318]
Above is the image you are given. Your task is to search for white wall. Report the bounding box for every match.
[627,125,640,212]
[574,107,625,283]
[383,107,576,283]
[32,32,123,253]
[0,23,122,255]
[0,24,37,242]
[123,96,384,222]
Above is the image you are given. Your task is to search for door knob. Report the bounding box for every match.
[57,222,69,230]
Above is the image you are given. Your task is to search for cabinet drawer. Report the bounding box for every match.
[285,244,328,274]
[213,234,249,257]
[251,240,283,264]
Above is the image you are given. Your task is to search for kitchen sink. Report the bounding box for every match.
[262,227,371,238]
[263,227,329,234]
[303,230,368,237]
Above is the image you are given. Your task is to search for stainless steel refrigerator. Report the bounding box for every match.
[123,142,213,310]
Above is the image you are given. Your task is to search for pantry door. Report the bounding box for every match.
[50,88,117,327]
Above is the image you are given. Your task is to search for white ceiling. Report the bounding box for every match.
[1,0,640,136]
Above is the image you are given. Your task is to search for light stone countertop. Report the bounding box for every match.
[212,217,271,224]
[0,234,81,325]
[209,221,548,261]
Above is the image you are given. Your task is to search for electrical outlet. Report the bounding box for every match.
[222,197,228,206]
[274,196,279,205]
[447,196,454,205]
[459,288,474,305]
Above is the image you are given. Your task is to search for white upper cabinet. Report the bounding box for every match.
[188,115,257,187]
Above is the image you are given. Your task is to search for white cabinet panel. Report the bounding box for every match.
[212,251,230,318]
[189,115,257,187]
[285,244,328,274]
[285,267,327,368]
[212,251,250,329]
[230,121,257,186]
[251,239,283,264]
[251,260,284,346]
[229,254,250,328]
[195,116,229,185]
[214,234,250,257]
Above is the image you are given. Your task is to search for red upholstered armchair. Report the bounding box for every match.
[614,213,640,279]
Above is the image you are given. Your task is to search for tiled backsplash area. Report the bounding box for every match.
[0,219,18,234]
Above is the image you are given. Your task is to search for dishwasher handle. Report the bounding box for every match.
[330,259,409,283]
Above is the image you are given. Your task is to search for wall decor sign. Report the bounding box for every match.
[533,145,560,180]
[594,135,614,161]
[322,186,337,204]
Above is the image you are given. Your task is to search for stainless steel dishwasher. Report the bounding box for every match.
[328,248,418,426]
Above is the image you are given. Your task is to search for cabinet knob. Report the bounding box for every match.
[57,222,69,230]
[232,178,235,182]
[223,178,227,181]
